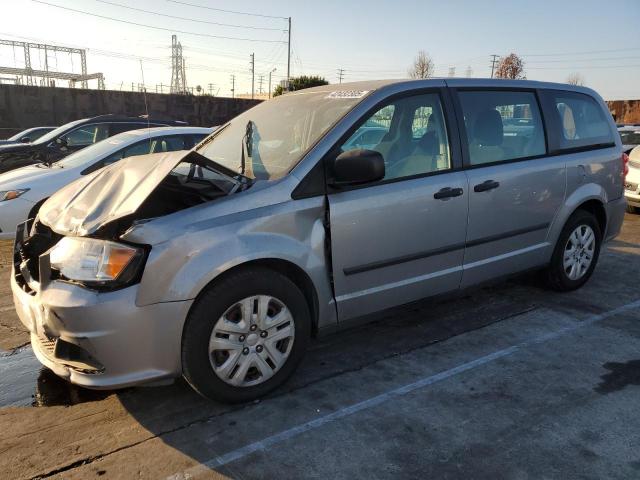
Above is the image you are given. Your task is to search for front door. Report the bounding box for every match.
[452,89,566,287]
[327,90,469,321]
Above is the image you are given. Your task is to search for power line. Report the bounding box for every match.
[31,0,287,44]
[92,0,285,31]
[337,68,345,83]
[521,47,640,57]
[166,0,288,20]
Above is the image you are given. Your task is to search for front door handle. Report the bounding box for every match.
[434,187,464,200]
[474,180,500,192]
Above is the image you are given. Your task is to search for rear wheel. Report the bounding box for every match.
[182,267,311,403]
[545,210,602,291]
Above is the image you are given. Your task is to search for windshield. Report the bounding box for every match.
[33,118,87,145]
[620,131,640,146]
[196,88,370,180]
[7,128,31,141]
[54,131,145,168]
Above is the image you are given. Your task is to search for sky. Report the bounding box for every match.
[0,0,639,99]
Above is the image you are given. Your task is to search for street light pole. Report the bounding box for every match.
[269,67,277,99]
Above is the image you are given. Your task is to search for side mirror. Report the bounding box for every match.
[20,137,31,143]
[331,149,385,186]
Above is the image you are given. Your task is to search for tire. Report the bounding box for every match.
[182,267,311,403]
[545,209,602,292]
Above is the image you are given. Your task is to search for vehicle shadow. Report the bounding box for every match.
[109,227,640,476]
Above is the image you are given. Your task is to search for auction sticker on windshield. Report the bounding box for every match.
[325,90,370,99]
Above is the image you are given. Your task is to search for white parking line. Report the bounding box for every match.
[167,299,640,480]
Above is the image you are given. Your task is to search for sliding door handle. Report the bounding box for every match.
[434,187,464,200]
[474,180,500,192]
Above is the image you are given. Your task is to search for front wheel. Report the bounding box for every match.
[182,267,311,403]
[544,210,602,292]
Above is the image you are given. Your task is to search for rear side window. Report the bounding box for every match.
[65,124,110,146]
[458,90,546,166]
[549,91,613,150]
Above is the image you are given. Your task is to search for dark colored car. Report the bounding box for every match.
[0,115,187,173]
[0,126,57,146]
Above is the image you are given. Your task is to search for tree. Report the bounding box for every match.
[566,73,585,86]
[273,75,328,97]
[408,50,435,79]
[495,53,526,79]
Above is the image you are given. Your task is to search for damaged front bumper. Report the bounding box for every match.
[11,222,193,389]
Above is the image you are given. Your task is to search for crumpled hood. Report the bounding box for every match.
[39,150,189,236]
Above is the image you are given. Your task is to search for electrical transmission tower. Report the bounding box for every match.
[230,74,235,98]
[337,68,345,83]
[170,35,187,94]
[0,38,104,89]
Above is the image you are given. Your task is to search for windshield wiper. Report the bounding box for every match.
[240,120,254,175]
[185,151,252,187]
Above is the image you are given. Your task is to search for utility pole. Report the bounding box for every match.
[490,54,499,78]
[258,75,264,95]
[337,68,345,84]
[465,66,472,78]
[230,74,235,99]
[286,16,291,91]
[268,68,276,99]
[250,53,255,99]
[448,67,456,78]
[208,83,214,96]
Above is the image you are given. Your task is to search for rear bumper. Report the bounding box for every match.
[12,271,193,389]
[604,196,627,242]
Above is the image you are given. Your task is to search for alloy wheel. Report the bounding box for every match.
[563,224,596,281]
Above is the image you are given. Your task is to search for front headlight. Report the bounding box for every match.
[0,189,30,201]
[50,237,144,285]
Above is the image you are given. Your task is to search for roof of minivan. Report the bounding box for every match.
[298,78,600,98]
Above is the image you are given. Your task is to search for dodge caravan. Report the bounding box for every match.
[11,79,627,403]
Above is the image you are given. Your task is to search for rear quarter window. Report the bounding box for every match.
[547,91,614,151]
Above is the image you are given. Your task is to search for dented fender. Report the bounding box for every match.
[124,195,337,330]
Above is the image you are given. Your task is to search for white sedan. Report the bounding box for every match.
[626,145,640,213]
[0,126,213,239]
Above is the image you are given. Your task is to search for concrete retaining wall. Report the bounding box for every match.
[0,85,261,138]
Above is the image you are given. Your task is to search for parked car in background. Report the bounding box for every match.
[11,79,626,403]
[0,126,57,145]
[625,145,640,213]
[0,126,212,239]
[0,115,188,174]
[617,125,640,154]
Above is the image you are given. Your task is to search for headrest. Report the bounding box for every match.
[473,109,503,146]
[415,130,439,156]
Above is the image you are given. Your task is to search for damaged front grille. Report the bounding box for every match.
[14,219,62,294]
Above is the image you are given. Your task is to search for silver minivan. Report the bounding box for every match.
[12,79,628,402]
